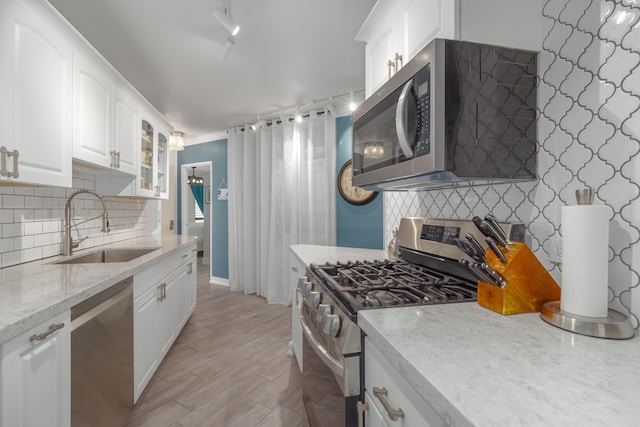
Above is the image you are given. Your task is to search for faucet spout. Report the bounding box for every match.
[63,189,110,256]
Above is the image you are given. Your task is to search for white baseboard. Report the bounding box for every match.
[210,276,229,286]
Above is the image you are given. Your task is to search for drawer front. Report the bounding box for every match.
[133,244,196,299]
[365,338,446,427]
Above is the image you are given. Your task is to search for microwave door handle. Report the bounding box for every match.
[395,79,415,159]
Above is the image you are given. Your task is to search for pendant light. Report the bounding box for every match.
[187,167,204,185]
[169,130,184,151]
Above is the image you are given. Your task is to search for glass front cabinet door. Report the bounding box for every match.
[138,114,169,199]
[139,119,156,197]
[155,131,168,198]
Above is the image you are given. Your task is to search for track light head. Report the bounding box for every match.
[212,7,239,37]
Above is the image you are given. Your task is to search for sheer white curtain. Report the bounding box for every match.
[228,108,336,304]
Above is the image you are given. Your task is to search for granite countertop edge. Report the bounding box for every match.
[0,234,196,344]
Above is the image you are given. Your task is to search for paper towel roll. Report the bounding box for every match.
[560,205,609,318]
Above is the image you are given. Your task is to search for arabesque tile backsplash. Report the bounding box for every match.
[0,170,150,268]
[385,0,640,327]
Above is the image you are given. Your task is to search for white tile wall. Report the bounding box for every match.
[385,0,640,327]
[0,170,150,268]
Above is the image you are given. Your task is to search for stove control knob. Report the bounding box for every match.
[297,278,312,298]
[316,304,331,323]
[323,314,341,337]
[308,291,321,308]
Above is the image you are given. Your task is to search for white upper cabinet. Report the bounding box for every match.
[73,50,114,169]
[357,0,541,97]
[0,0,73,187]
[73,46,140,176]
[113,85,140,176]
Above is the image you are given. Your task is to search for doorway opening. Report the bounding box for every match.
[181,162,213,277]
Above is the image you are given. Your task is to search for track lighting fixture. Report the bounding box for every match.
[168,130,184,151]
[220,37,235,61]
[212,6,239,37]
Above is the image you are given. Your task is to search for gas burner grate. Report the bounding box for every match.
[309,259,477,312]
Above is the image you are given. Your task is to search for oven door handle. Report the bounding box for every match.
[299,302,345,378]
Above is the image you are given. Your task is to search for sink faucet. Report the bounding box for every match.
[63,189,110,256]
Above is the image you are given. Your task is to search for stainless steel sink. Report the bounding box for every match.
[56,248,159,264]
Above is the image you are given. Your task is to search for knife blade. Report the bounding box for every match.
[486,237,507,263]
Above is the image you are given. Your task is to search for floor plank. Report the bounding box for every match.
[126,259,304,427]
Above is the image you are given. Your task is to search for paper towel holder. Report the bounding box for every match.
[540,301,634,339]
[539,187,635,339]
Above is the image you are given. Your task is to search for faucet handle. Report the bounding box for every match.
[71,236,89,249]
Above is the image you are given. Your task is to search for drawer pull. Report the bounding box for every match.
[30,323,64,342]
[373,386,405,421]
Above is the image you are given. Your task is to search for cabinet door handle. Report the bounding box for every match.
[291,266,298,272]
[162,283,167,300]
[0,146,7,177]
[373,387,405,421]
[395,52,403,70]
[387,59,396,79]
[187,262,193,275]
[157,283,164,301]
[357,401,368,427]
[29,323,65,343]
[110,150,116,168]
[7,149,19,178]
[116,151,121,168]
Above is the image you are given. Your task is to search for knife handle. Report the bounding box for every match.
[486,237,507,264]
[480,263,508,287]
[465,233,485,258]
[485,214,511,247]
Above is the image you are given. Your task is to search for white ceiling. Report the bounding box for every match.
[48,0,375,142]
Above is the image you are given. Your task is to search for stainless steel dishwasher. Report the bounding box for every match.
[71,276,133,427]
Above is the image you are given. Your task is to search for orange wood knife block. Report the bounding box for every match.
[477,242,561,315]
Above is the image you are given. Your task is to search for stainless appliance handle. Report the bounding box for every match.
[299,299,344,378]
[395,79,414,159]
[357,400,369,427]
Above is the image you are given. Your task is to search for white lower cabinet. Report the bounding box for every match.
[0,311,71,427]
[133,247,197,402]
[363,337,445,427]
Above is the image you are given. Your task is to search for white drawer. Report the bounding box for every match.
[365,337,446,427]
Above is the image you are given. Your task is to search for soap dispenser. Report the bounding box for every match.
[387,228,398,260]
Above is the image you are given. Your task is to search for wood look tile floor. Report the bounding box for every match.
[126,260,304,427]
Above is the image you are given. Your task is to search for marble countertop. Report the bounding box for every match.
[0,234,196,344]
[290,244,387,267]
[359,303,640,427]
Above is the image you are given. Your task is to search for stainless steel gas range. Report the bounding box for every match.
[298,217,525,427]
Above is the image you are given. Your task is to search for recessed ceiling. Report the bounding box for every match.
[48,0,375,142]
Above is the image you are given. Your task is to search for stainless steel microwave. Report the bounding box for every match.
[352,38,538,191]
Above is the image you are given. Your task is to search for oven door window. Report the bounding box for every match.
[353,64,430,176]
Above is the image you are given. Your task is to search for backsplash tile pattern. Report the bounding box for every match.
[385,0,640,327]
[0,170,149,268]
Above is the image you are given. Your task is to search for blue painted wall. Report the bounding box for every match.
[177,139,229,279]
[336,116,384,249]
